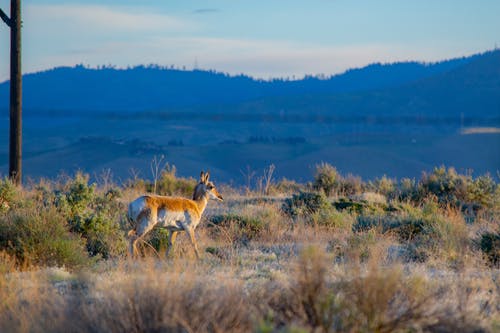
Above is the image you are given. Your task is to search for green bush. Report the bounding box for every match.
[151,165,197,197]
[0,208,89,268]
[144,228,171,254]
[210,213,266,241]
[273,178,305,195]
[479,231,500,266]
[282,191,330,218]
[54,174,127,259]
[310,205,353,230]
[333,197,386,215]
[0,178,18,213]
[416,167,498,218]
[420,166,459,202]
[369,175,396,198]
[396,178,418,202]
[346,230,378,261]
[313,163,338,196]
[337,174,363,196]
[466,175,497,208]
[352,201,469,264]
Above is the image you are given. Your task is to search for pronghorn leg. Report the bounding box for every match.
[130,208,157,259]
[128,232,145,259]
[166,230,178,258]
[185,228,200,259]
[128,234,136,258]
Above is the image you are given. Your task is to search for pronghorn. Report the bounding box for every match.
[127,171,223,259]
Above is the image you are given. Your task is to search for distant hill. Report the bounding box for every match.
[233,50,500,119]
[1,50,496,117]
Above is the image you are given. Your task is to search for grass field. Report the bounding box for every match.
[0,166,499,332]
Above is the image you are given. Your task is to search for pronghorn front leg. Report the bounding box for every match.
[183,226,200,259]
[166,230,178,258]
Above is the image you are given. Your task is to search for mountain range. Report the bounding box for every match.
[1,50,499,120]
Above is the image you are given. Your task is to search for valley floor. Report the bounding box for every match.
[1,115,499,183]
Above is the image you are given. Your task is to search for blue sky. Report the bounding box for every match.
[1,0,499,80]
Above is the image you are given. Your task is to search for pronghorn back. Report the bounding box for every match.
[128,195,202,226]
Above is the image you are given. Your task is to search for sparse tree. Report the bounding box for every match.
[258,164,276,195]
[150,154,167,194]
[240,165,256,194]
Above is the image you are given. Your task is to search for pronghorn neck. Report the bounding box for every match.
[193,183,209,213]
[194,195,208,215]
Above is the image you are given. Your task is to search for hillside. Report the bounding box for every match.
[218,50,500,119]
[0,51,492,115]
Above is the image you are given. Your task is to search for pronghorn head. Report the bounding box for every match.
[193,171,224,202]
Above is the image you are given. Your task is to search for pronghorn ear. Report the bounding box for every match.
[205,171,210,182]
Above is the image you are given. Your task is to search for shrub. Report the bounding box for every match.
[479,231,500,266]
[337,174,363,196]
[144,228,171,255]
[369,175,396,198]
[350,192,387,205]
[353,210,429,243]
[351,200,470,264]
[419,166,468,206]
[209,213,266,242]
[345,230,379,261]
[0,208,89,268]
[466,174,497,208]
[0,177,18,212]
[259,246,452,332]
[333,197,386,215]
[151,164,197,197]
[397,177,418,202]
[58,173,96,217]
[310,205,354,230]
[273,178,305,195]
[313,163,338,196]
[55,174,127,259]
[282,191,330,218]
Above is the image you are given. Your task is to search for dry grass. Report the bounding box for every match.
[0,172,499,332]
[0,242,498,332]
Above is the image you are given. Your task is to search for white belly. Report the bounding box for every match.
[157,209,189,230]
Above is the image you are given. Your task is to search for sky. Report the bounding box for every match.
[0,0,499,81]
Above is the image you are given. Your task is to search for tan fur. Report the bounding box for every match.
[144,196,202,220]
[127,170,222,259]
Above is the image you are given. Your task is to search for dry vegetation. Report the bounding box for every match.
[0,164,499,332]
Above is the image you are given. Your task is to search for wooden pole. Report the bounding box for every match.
[1,0,22,185]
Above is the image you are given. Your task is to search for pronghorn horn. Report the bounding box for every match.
[200,171,205,182]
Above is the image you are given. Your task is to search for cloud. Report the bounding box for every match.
[27,4,194,33]
[192,8,219,14]
[139,36,472,79]
[0,3,489,81]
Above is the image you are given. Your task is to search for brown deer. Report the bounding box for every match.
[127,171,223,259]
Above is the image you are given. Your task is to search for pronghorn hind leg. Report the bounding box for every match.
[127,230,137,258]
[128,233,141,259]
[128,208,157,259]
[165,230,178,258]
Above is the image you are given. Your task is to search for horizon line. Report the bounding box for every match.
[0,48,497,84]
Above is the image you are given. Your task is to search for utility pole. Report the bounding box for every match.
[1,0,22,185]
